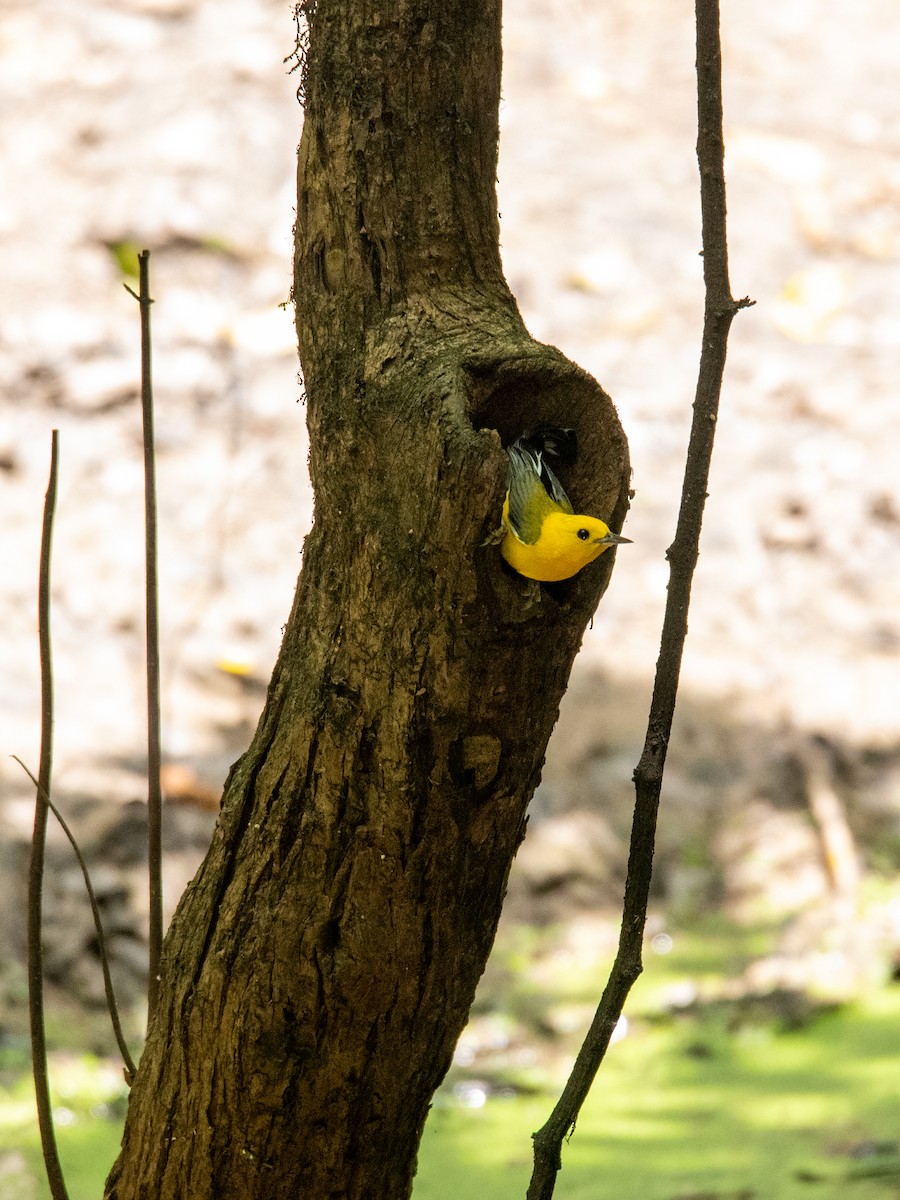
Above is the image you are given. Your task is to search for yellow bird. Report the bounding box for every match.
[500,429,630,582]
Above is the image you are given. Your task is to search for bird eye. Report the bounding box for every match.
[576,528,590,541]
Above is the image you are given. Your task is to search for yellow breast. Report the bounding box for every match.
[501,508,614,582]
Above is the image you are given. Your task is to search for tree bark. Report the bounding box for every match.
[105,2,629,1197]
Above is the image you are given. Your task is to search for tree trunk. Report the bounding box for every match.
[105,2,629,1197]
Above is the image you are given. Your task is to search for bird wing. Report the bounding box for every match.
[506,440,574,545]
[537,455,574,513]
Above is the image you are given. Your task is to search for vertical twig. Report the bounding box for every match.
[127,250,163,1025]
[527,4,753,1197]
[15,757,137,1080]
[27,428,71,1200]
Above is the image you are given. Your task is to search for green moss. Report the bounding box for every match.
[413,929,900,1200]
[5,921,900,1199]
[0,1056,126,1199]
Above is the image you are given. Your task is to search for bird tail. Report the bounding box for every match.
[515,426,578,467]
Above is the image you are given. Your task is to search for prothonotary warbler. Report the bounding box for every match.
[500,428,631,582]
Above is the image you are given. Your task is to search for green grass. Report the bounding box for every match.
[5,921,900,1199]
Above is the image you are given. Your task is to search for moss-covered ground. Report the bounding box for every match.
[4,917,900,1199]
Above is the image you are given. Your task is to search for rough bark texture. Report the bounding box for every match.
[105,2,629,1197]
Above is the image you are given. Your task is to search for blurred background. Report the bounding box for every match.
[2,0,900,1196]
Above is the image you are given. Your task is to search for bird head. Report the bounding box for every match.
[520,511,631,581]
[569,515,632,556]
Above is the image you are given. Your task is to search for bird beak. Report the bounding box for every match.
[595,532,632,546]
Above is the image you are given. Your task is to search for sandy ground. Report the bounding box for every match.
[2,0,900,1007]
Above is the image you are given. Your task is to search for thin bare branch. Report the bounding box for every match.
[27,428,71,1200]
[527,3,752,1196]
[127,249,164,1025]
[14,757,138,1080]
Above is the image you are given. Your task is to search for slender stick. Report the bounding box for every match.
[127,250,163,1025]
[527,4,753,1197]
[15,757,137,1080]
[27,428,70,1200]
